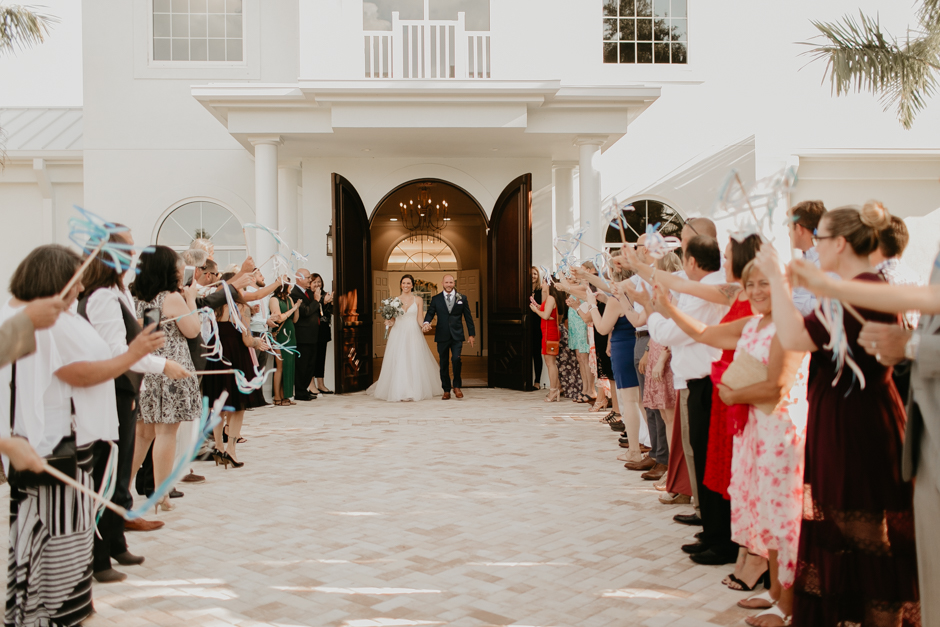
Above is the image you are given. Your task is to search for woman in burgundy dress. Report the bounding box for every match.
[758,204,919,626]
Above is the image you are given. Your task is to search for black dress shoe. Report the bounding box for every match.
[681,541,710,555]
[295,393,312,401]
[169,489,184,499]
[695,531,704,540]
[673,513,703,526]
[690,549,738,566]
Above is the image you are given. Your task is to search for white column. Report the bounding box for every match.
[250,136,281,273]
[278,165,301,250]
[552,162,577,263]
[575,136,607,259]
[33,159,55,243]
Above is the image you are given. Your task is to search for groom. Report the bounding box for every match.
[422,274,475,400]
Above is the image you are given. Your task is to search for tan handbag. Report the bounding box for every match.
[720,351,778,415]
[545,340,560,356]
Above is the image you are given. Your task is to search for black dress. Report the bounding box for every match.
[202,317,267,411]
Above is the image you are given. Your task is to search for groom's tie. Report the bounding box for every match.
[446,292,454,313]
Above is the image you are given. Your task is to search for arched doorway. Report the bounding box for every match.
[370,179,489,387]
[331,174,533,394]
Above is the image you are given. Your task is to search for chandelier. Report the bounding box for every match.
[398,183,449,236]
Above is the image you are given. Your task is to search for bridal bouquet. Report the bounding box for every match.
[378,296,406,339]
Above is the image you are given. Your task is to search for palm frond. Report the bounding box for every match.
[0,4,59,56]
[806,10,940,129]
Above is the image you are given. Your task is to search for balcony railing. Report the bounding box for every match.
[364,11,491,79]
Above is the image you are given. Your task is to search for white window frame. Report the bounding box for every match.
[133,0,261,79]
[156,198,248,263]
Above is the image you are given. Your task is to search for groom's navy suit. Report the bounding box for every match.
[424,290,475,392]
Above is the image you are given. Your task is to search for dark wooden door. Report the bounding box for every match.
[332,174,372,393]
[487,174,532,391]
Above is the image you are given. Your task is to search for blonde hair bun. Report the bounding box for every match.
[860,201,891,231]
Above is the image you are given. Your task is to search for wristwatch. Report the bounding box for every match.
[905,333,921,361]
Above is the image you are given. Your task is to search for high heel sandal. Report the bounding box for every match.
[211,448,231,468]
[223,451,244,469]
[543,388,560,402]
[589,395,610,413]
[154,496,175,513]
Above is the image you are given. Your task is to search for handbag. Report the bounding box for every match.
[720,351,778,415]
[6,362,78,489]
[545,340,560,356]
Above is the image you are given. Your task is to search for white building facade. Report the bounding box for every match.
[2,0,939,391]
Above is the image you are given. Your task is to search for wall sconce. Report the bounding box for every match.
[326,225,333,256]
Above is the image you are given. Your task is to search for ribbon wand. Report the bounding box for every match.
[59,239,107,298]
[41,464,129,518]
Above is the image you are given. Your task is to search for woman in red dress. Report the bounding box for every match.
[758,204,919,626]
[530,278,563,401]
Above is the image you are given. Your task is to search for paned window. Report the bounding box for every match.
[605,199,684,249]
[157,201,247,269]
[152,0,244,62]
[386,235,458,272]
[603,0,687,65]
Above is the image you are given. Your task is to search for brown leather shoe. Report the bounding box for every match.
[442,391,451,400]
[641,462,668,480]
[125,518,165,532]
[624,456,656,471]
[453,388,463,399]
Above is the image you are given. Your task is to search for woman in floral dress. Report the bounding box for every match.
[652,260,808,625]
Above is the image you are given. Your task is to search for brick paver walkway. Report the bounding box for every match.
[6,389,757,626]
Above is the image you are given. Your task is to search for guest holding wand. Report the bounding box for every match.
[789,237,940,627]
[755,203,920,626]
[292,269,320,401]
[529,277,561,401]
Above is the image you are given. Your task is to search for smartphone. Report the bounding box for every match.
[183,265,195,287]
[143,307,161,329]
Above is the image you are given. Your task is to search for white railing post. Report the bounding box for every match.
[392,11,403,78]
[455,12,467,79]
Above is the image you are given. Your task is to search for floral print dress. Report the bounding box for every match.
[727,317,809,587]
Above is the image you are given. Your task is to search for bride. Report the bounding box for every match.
[369,275,444,402]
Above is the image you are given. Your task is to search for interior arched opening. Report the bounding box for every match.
[370,179,489,387]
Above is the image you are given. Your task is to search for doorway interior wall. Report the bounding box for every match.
[370,179,489,384]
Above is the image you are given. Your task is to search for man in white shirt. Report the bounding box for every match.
[246,269,277,403]
[789,200,827,316]
[648,233,735,564]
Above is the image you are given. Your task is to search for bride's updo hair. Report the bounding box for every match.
[400,274,415,291]
[822,201,892,257]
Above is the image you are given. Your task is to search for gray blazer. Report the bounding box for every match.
[903,253,940,484]
[0,311,36,369]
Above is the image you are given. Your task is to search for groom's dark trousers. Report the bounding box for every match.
[438,339,462,392]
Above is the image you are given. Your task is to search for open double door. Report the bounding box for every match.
[332,173,533,394]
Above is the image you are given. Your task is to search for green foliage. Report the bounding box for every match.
[0,4,58,56]
[808,5,940,129]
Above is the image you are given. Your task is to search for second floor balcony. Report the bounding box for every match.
[363,4,491,79]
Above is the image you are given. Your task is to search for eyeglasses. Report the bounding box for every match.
[207,271,219,278]
[198,265,208,271]
[812,229,836,243]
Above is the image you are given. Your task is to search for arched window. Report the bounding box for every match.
[605,198,684,250]
[386,234,458,271]
[156,200,247,269]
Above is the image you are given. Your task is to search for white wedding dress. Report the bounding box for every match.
[369,301,444,402]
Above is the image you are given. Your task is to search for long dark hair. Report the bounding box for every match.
[129,245,181,303]
[548,282,568,322]
[400,274,415,290]
[9,245,81,301]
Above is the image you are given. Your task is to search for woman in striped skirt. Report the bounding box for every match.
[0,245,164,626]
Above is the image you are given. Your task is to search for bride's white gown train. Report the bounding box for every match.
[369,302,444,402]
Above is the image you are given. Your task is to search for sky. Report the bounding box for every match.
[0,0,83,107]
